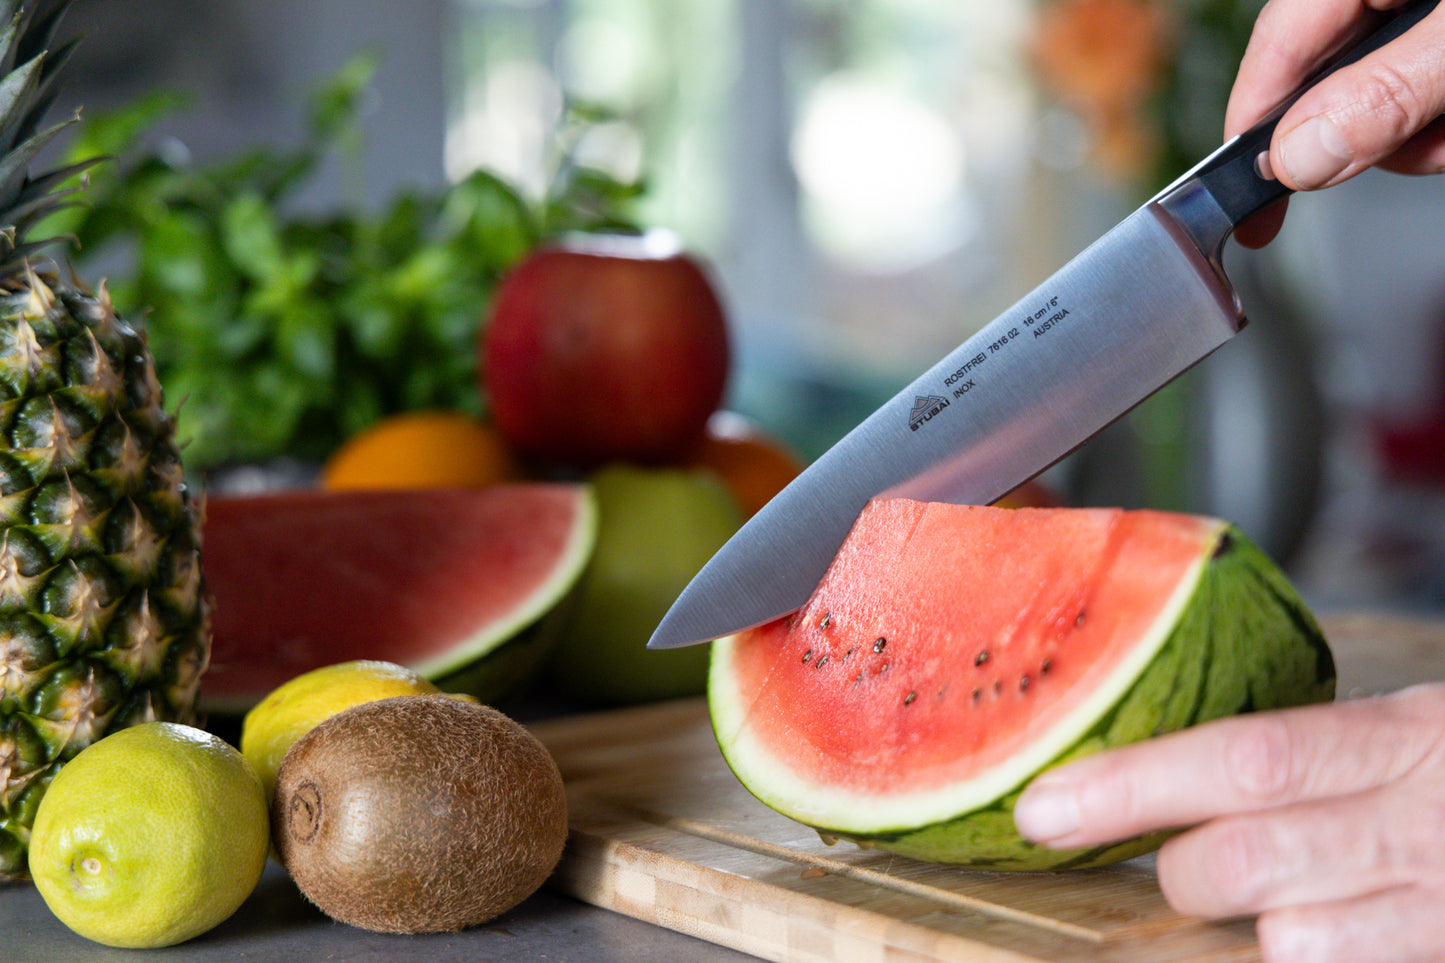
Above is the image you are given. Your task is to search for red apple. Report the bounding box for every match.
[482,232,731,468]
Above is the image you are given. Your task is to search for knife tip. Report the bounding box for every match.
[644,619,701,651]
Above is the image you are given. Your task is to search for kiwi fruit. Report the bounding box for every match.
[271,695,568,934]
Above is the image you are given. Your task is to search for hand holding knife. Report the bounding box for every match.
[649,0,1442,652]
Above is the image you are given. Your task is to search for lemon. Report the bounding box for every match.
[241,660,470,802]
[27,723,269,949]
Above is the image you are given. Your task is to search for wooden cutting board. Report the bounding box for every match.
[530,611,1445,963]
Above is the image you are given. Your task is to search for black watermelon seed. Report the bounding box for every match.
[903,690,917,706]
[872,637,886,653]
[974,650,990,667]
[801,649,812,663]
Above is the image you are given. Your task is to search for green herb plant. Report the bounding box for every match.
[46,55,643,472]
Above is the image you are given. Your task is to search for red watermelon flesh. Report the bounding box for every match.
[709,499,1335,868]
[724,502,1213,793]
[199,484,595,712]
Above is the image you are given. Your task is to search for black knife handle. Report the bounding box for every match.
[1195,0,1440,227]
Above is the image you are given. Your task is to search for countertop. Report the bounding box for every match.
[2,862,758,963]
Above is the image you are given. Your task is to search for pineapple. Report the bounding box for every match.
[0,0,209,879]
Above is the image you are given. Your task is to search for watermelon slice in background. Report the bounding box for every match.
[198,484,596,713]
[709,499,1335,871]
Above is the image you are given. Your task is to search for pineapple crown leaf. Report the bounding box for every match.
[7,0,66,66]
[0,51,43,141]
[0,8,21,72]
[0,155,99,255]
[14,153,97,203]
[9,35,78,151]
[0,1,92,268]
[0,112,75,197]
[0,113,82,269]
[0,2,67,101]
[6,238,61,268]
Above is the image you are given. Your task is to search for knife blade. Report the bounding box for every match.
[648,0,1440,650]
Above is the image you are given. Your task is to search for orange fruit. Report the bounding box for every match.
[321,411,521,491]
[684,412,804,518]
[992,479,1059,508]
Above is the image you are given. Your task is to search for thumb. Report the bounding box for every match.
[1270,5,1445,191]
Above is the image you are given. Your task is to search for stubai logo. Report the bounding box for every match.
[908,395,949,432]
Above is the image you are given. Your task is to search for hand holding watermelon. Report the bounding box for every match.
[1016,683,1445,963]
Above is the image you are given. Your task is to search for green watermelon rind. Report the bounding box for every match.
[434,569,589,705]
[408,485,600,683]
[709,524,1335,871]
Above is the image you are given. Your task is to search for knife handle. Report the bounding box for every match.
[1195,0,1440,227]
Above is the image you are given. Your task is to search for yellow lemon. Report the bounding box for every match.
[27,723,269,949]
[321,410,520,490]
[241,660,471,803]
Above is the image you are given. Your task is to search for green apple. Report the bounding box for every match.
[543,464,741,705]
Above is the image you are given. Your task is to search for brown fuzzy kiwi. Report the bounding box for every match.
[271,695,568,934]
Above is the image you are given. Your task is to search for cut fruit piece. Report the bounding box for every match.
[709,499,1335,870]
[200,484,595,713]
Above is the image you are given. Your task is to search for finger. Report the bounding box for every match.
[1257,884,1445,963]
[1230,114,1444,249]
[1224,0,1383,139]
[1377,112,1445,174]
[1223,0,1419,241]
[1267,2,1445,190]
[1013,684,1445,849]
[1155,780,1440,918]
[1232,197,1290,249]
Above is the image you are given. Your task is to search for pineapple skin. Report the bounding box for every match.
[0,0,210,881]
[0,269,209,880]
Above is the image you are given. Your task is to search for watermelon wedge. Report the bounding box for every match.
[709,499,1334,870]
[199,484,596,713]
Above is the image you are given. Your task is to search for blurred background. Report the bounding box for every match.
[52,0,1445,613]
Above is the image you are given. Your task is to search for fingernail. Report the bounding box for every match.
[1279,115,1352,190]
[1013,782,1080,842]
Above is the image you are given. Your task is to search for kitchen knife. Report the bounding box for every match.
[649,0,1440,650]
